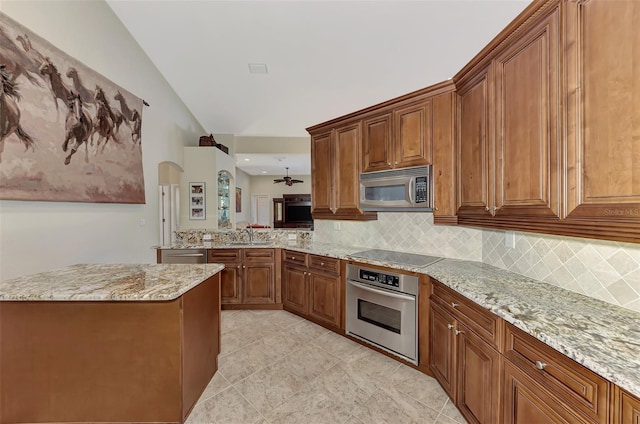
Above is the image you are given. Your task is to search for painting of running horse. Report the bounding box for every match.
[0,12,145,204]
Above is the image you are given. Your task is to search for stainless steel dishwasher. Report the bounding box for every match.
[160,249,207,264]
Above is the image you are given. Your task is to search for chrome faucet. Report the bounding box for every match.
[241,226,254,243]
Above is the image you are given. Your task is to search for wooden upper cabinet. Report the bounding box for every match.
[362,113,393,172]
[310,130,333,217]
[457,64,493,218]
[309,122,376,221]
[565,0,640,232]
[394,100,432,168]
[493,5,561,219]
[362,101,433,173]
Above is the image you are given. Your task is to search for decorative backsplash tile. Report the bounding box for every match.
[482,230,640,313]
[313,213,484,261]
[314,213,640,313]
[174,229,313,245]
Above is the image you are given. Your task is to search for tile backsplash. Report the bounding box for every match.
[483,230,640,313]
[314,213,640,313]
[313,212,484,261]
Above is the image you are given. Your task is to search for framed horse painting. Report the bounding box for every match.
[0,12,145,204]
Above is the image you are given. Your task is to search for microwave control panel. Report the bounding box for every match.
[414,176,428,204]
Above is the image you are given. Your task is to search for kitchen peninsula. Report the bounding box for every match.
[0,263,223,424]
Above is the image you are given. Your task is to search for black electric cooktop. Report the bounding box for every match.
[349,249,443,268]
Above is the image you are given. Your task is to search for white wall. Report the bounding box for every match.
[234,168,251,225]
[249,175,311,226]
[0,1,205,280]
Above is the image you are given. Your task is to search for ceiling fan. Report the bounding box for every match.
[273,167,304,186]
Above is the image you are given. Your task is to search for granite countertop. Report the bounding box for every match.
[157,241,640,397]
[0,263,224,302]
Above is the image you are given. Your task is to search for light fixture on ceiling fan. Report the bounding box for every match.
[273,167,304,186]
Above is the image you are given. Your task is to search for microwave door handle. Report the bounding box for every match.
[347,280,415,302]
[408,177,415,205]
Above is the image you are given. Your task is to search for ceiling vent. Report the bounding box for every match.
[248,63,268,74]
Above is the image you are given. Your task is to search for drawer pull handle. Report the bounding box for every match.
[455,330,464,336]
[447,324,454,330]
[535,361,547,370]
[451,302,458,308]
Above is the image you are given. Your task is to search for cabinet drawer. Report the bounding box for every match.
[208,249,241,263]
[283,250,308,266]
[504,323,610,424]
[431,279,503,350]
[308,255,340,275]
[243,248,275,262]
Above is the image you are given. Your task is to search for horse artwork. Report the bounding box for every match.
[0,65,36,163]
[0,12,145,204]
[63,93,92,165]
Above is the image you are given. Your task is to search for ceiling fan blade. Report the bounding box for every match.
[273,179,285,183]
[291,179,304,183]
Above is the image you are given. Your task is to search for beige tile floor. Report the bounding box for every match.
[186,310,466,424]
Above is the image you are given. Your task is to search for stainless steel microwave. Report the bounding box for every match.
[359,165,433,211]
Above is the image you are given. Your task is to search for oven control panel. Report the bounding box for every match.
[360,269,399,288]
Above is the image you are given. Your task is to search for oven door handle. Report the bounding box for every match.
[347,280,416,302]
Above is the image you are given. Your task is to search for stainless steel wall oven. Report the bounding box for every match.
[345,264,418,365]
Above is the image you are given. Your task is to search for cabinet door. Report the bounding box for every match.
[613,386,640,424]
[311,130,333,216]
[282,265,308,315]
[394,100,432,168]
[493,5,561,218]
[220,264,241,304]
[566,0,640,225]
[457,65,493,217]
[504,360,585,424]
[333,122,362,216]
[429,301,457,401]
[242,263,275,304]
[362,112,393,172]
[308,271,341,328]
[432,91,458,224]
[456,321,502,424]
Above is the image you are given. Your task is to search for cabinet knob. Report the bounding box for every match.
[447,324,453,330]
[320,262,325,266]
[492,206,499,212]
[394,161,398,165]
[237,265,241,269]
[387,162,391,166]
[292,256,295,260]
[485,206,490,211]
[303,272,307,276]
[535,361,547,370]
[243,265,246,269]
[434,206,439,211]
[455,330,464,336]
[451,302,458,308]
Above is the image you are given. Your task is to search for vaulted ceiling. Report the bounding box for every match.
[107,1,529,174]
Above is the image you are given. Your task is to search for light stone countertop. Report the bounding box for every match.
[157,240,640,397]
[0,263,224,301]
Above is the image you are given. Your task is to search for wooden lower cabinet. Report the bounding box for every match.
[504,360,585,424]
[429,280,636,424]
[282,264,308,315]
[208,248,278,307]
[613,387,640,424]
[430,297,501,424]
[219,263,242,304]
[282,251,342,330]
[429,300,457,400]
[456,321,502,424]
[308,271,341,327]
